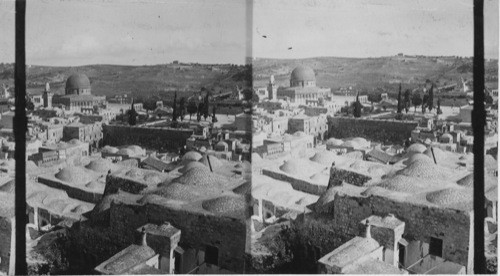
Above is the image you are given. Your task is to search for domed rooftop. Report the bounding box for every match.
[215,141,228,148]
[426,188,472,209]
[403,153,433,166]
[441,133,453,141]
[116,148,135,156]
[294,131,307,137]
[174,166,230,188]
[310,151,337,165]
[202,195,246,219]
[351,137,369,148]
[279,159,315,175]
[102,146,119,154]
[55,166,95,184]
[310,172,329,182]
[199,155,223,169]
[85,181,102,189]
[344,151,364,160]
[457,173,498,189]
[396,160,451,179]
[423,147,445,162]
[179,161,206,174]
[377,175,453,193]
[407,143,427,153]
[326,138,344,147]
[71,204,91,214]
[85,159,117,173]
[128,145,144,155]
[0,179,15,193]
[233,181,251,195]
[152,182,216,202]
[182,151,203,162]
[290,66,316,84]
[68,139,82,145]
[66,74,91,91]
[341,141,360,149]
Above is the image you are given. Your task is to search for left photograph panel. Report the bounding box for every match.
[2,0,252,274]
[0,0,16,275]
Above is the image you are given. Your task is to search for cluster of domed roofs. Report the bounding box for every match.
[102,145,146,157]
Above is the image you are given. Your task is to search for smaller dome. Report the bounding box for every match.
[310,151,337,165]
[102,146,119,154]
[199,155,223,169]
[407,143,427,153]
[85,159,116,173]
[294,131,307,137]
[326,138,344,147]
[441,133,453,141]
[68,139,82,145]
[182,151,203,162]
[71,204,90,214]
[341,141,360,149]
[117,148,135,156]
[199,146,207,153]
[280,159,313,175]
[128,145,144,156]
[351,137,369,148]
[403,153,433,166]
[426,188,472,209]
[55,166,94,184]
[179,161,206,174]
[215,141,228,148]
[0,179,15,193]
[202,195,246,219]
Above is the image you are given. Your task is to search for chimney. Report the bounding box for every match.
[139,227,147,246]
[365,220,371,239]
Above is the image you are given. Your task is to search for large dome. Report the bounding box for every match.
[290,66,316,87]
[65,74,91,95]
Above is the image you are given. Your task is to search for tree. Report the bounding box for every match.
[187,99,197,121]
[367,93,382,105]
[26,96,35,111]
[422,94,429,114]
[437,97,443,115]
[353,93,362,118]
[197,102,203,122]
[172,92,178,122]
[412,93,422,112]
[404,89,411,113]
[128,99,138,126]
[397,83,402,114]
[242,88,253,101]
[179,97,186,121]
[212,105,218,123]
[203,91,210,120]
[428,84,434,111]
[143,98,157,114]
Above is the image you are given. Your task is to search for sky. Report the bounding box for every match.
[0,0,249,66]
[253,0,499,59]
[0,0,498,65]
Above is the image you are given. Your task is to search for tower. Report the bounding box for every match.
[267,75,277,100]
[42,82,53,108]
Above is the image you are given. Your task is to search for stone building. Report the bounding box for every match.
[69,157,249,274]
[63,121,103,149]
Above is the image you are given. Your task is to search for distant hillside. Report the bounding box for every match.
[253,56,498,94]
[0,63,252,99]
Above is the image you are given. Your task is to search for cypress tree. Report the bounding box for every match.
[428,84,434,111]
[172,92,178,122]
[397,83,402,114]
[128,98,138,125]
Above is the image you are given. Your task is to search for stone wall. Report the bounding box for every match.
[37,177,103,204]
[70,201,247,273]
[103,125,194,151]
[328,167,372,187]
[262,169,327,196]
[328,117,418,144]
[292,192,472,271]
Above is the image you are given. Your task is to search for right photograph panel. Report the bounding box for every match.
[249,0,498,274]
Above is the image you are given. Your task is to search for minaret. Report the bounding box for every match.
[139,227,147,246]
[43,82,53,108]
[267,75,277,100]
